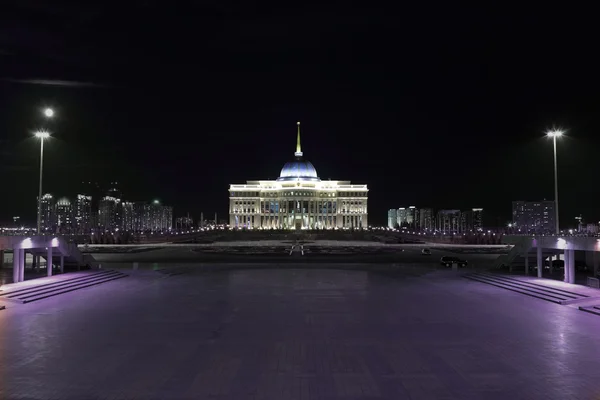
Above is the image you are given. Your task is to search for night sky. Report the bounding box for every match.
[1,3,598,227]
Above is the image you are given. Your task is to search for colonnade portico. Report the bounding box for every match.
[230,184,368,230]
[228,122,368,230]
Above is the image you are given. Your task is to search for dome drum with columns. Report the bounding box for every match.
[229,122,368,230]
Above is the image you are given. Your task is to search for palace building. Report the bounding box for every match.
[229,122,368,229]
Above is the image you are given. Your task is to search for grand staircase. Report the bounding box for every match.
[0,270,127,304]
[463,272,589,304]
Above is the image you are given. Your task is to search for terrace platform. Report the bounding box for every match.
[0,235,97,284]
[2,265,600,399]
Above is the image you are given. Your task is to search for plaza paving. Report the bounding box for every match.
[2,265,600,399]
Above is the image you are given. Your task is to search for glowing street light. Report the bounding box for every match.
[43,108,54,118]
[34,130,51,234]
[546,129,564,234]
[35,131,50,139]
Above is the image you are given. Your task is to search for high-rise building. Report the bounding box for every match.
[472,208,483,231]
[437,209,461,233]
[460,211,470,233]
[132,201,150,231]
[419,208,434,231]
[161,206,173,231]
[121,201,135,231]
[397,208,407,227]
[406,206,418,229]
[56,197,74,233]
[458,208,485,232]
[387,209,398,228]
[127,201,173,232]
[512,200,556,233]
[39,193,56,232]
[98,196,121,231]
[74,194,92,233]
[149,200,173,231]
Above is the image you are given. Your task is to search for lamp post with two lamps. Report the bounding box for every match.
[546,129,563,235]
[35,107,54,234]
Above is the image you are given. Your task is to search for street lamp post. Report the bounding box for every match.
[547,129,563,235]
[35,131,50,234]
[35,106,54,234]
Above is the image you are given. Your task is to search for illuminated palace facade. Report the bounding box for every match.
[229,123,368,229]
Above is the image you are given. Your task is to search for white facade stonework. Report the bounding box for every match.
[229,123,368,229]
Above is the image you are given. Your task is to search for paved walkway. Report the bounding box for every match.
[2,267,600,399]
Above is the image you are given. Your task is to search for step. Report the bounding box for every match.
[463,274,566,303]
[579,306,600,316]
[475,272,587,300]
[0,270,121,298]
[464,273,573,300]
[12,273,128,304]
[0,305,5,311]
[6,271,124,302]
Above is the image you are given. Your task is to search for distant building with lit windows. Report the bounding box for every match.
[406,206,418,229]
[229,122,368,229]
[121,201,135,231]
[126,200,173,232]
[149,200,173,231]
[397,207,407,226]
[74,194,92,233]
[98,196,121,231]
[512,200,555,233]
[419,208,434,231]
[460,208,484,232]
[387,209,398,228]
[39,193,56,232]
[437,209,461,233]
[56,197,74,233]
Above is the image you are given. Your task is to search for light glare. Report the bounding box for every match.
[44,108,54,118]
[546,129,563,138]
[35,131,50,139]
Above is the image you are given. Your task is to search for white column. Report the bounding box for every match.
[536,246,543,278]
[19,249,25,282]
[12,246,20,283]
[563,250,571,283]
[563,251,569,283]
[47,246,53,277]
[567,249,575,284]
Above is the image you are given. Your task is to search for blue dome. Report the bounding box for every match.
[277,158,320,181]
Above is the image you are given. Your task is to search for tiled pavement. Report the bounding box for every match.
[2,267,600,399]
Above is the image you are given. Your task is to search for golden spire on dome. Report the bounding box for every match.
[295,121,303,157]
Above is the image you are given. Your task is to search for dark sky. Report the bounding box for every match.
[0,3,598,227]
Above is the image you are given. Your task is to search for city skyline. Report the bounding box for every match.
[35,191,173,234]
[1,5,599,225]
[0,180,177,226]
